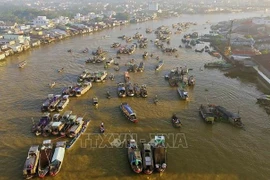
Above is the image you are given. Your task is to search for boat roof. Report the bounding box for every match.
[51,147,65,162]
[43,139,51,144]
[154,136,165,147]
[143,143,151,150]
[123,104,134,115]
[76,117,84,123]
[56,141,66,148]
[145,156,152,166]
[52,122,62,127]
[29,145,39,153]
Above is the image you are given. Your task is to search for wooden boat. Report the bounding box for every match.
[215,106,244,128]
[124,71,130,83]
[111,42,121,48]
[177,88,188,100]
[142,52,148,59]
[18,60,27,68]
[56,95,69,112]
[100,123,105,133]
[75,82,92,97]
[172,114,182,128]
[154,95,159,104]
[152,136,167,172]
[127,139,143,173]
[257,94,270,105]
[41,94,54,112]
[48,95,62,112]
[67,117,84,138]
[140,84,148,98]
[120,102,138,123]
[23,145,40,179]
[60,114,77,137]
[58,68,64,73]
[51,121,64,136]
[93,97,98,107]
[49,141,66,176]
[66,120,90,149]
[94,71,107,82]
[106,91,111,99]
[204,61,232,69]
[126,83,135,97]
[134,83,141,97]
[42,121,53,137]
[49,82,56,88]
[141,143,154,174]
[137,61,145,72]
[188,75,195,86]
[155,60,164,71]
[38,140,53,178]
[199,104,216,124]
[117,83,126,97]
[105,58,114,66]
[32,113,51,136]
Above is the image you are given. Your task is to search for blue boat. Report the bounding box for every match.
[120,103,138,123]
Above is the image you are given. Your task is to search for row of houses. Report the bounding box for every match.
[0,18,132,61]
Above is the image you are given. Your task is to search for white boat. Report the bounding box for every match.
[94,71,107,82]
[23,145,40,179]
[76,82,92,97]
[56,95,69,112]
[49,141,66,176]
[67,117,84,138]
[49,82,56,88]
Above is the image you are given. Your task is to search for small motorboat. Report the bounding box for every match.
[155,60,164,71]
[177,88,188,100]
[18,60,27,68]
[100,123,105,133]
[93,97,98,107]
[154,95,159,104]
[49,82,56,88]
[58,68,64,73]
[106,91,111,99]
[171,114,182,128]
[23,145,40,179]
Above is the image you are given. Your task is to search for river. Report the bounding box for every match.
[0,11,269,180]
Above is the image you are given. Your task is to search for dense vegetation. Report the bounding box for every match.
[0,5,75,23]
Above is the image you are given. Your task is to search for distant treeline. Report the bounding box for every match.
[0,5,75,23]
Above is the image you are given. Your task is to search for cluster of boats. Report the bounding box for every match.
[165,66,195,87]
[127,135,167,174]
[117,72,148,98]
[127,60,145,72]
[77,70,107,83]
[32,111,90,139]
[23,140,66,179]
[199,104,244,128]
